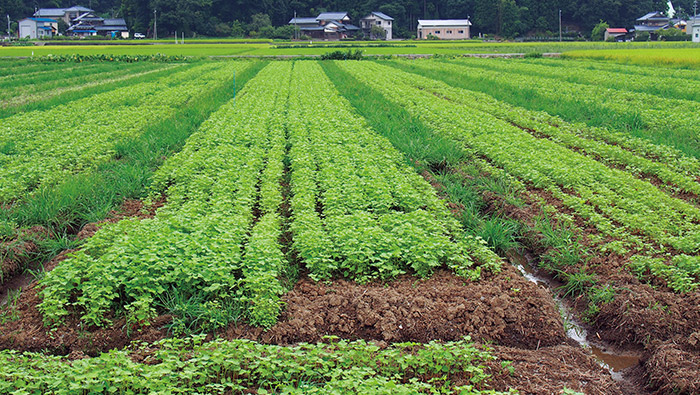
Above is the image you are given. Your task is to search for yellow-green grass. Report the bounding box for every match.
[563,47,700,68]
[1,40,698,58]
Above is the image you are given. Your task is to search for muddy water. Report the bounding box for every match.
[506,251,640,380]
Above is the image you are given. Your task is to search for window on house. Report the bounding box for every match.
[388,21,391,25]
[446,30,452,34]
[376,21,381,25]
[435,30,440,34]
[458,30,464,34]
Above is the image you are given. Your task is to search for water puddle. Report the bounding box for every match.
[506,250,640,380]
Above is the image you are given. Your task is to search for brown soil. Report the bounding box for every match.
[0,226,47,285]
[0,266,626,394]
[223,268,566,349]
[486,344,625,394]
[479,174,700,394]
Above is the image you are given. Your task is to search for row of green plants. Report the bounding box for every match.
[31,53,193,63]
[629,254,699,293]
[34,61,503,332]
[0,63,190,121]
[0,62,231,203]
[337,60,699,294]
[382,59,700,197]
[0,335,508,394]
[0,61,171,108]
[535,56,700,81]
[472,57,700,102]
[320,61,526,258]
[37,62,287,331]
[343,61,700,254]
[288,61,500,283]
[393,57,700,159]
[321,60,612,320]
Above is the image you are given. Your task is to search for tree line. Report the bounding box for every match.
[3,0,685,38]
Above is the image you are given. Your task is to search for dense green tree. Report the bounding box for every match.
[591,19,609,40]
[3,0,674,38]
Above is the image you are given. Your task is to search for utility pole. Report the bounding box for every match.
[294,10,297,40]
[559,9,562,41]
[153,9,157,40]
[7,15,10,39]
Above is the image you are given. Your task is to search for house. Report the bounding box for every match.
[634,11,670,40]
[417,20,471,39]
[360,12,393,40]
[604,28,628,41]
[18,18,58,39]
[67,12,128,38]
[34,6,93,25]
[288,12,359,40]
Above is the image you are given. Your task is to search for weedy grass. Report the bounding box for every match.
[384,59,649,138]
[563,48,700,69]
[382,58,700,159]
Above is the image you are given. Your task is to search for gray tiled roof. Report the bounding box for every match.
[371,12,393,21]
[317,12,348,21]
[289,17,318,24]
[34,9,65,17]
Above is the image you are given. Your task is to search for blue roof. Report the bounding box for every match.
[371,12,394,21]
[38,26,52,30]
[30,17,58,22]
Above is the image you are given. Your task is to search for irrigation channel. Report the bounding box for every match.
[507,250,641,382]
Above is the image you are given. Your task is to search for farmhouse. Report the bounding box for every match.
[634,11,670,40]
[289,12,360,40]
[34,6,93,25]
[604,28,628,41]
[67,14,129,38]
[31,5,128,38]
[360,12,394,40]
[18,18,58,39]
[417,19,471,39]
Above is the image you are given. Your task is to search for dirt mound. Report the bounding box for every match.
[645,341,700,394]
[0,226,47,285]
[223,267,567,349]
[486,344,624,394]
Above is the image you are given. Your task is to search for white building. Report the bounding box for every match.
[692,21,700,42]
[360,12,394,40]
[19,18,58,39]
[417,19,471,39]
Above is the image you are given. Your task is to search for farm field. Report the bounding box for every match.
[1,40,698,59]
[0,56,698,393]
